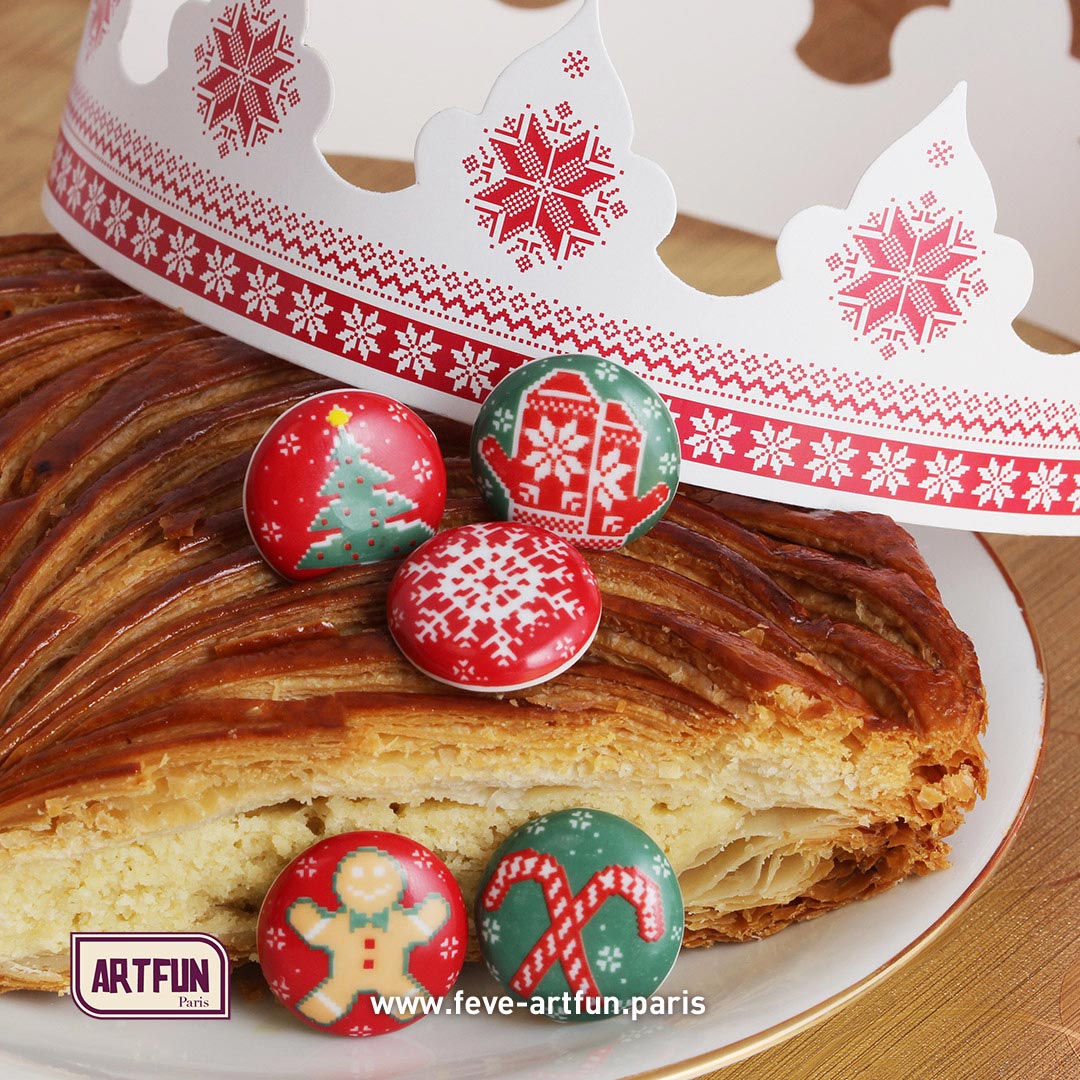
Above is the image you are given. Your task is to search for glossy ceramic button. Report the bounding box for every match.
[244,390,446,581]
[476,808,683,1021]
[257,831,467,1037]
[471,354,680,550]
[387,522,601,692]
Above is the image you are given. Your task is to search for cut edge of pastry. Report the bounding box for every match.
[0,654,983,992]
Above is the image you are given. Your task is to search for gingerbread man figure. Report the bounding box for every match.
[286,847,450,1025]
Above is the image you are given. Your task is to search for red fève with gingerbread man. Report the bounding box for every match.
[258,832,467,1036]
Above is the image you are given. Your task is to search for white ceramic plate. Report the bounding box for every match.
[0,528,1045,1080]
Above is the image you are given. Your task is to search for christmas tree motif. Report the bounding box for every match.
[296,406,432,570]
[477,369,670,550]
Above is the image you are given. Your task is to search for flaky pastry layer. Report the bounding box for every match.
[0,238,986,992]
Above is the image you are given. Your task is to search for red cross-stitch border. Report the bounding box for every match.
[59,83,1080,450]
[46,116,1080,522]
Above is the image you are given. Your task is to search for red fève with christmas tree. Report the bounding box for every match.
[243,390,447,581]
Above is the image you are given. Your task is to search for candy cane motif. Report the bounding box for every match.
[480,848,666,997]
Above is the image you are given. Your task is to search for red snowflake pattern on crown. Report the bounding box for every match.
[85,0,121,58]
[195,0,301,159]
[927,141,955,169]
[562,50,591,79]
[826,192,987,361]
[464,102,627,272]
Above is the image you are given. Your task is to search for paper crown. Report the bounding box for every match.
[43,0,1080,534]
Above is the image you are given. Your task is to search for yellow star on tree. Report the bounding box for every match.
[326,405,352,428]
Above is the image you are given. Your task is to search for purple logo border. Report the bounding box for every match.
[70,932,231,1020]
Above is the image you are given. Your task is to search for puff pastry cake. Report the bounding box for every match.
[0,237,987,993]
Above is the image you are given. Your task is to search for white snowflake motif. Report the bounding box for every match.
[240,264,284,322]
[403,527,585,666]
[438,935,461,962]
[267,975,290,998]
[492,406,516,435]
[918,451,968,503]
[102,193,132,246]
[634,395,664,423]
[594,447,634,510]
[482,915,502,944]
[651,853,672,879]
[592,360,621,383]
[552,634,578,659]
[277,432,301,456]
[294,855,320,878]
[412,458,434,484]
[264,926,288,951]
[390,323,441,381]
[286,284,332,342]
[971,457,1020,509]
[200,245,239,301]
[1070,476,1080,514]
[657,451,680,478]
[259,520,283,544]
[596,945,623,973]
[568,810,594,829]
[1023,461,1066,512]
[447,341,497,399]
[163,227,199,283]
[410,848,435,871]
[862,442,915,496]
[337,303,385,360]
[522,818,547,837]
[452,658,476,680]
[669,923,683,942]
[65,163,88,213]
[130,209,163,265]
[521,416,590,486]
[83,177,107,229]
[746,422,799,476]
[51,147,73,197]
[347,1023,375,1036]
[686,409,740,463]
[804,432,857,486]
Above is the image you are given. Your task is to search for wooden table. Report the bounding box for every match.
[2,3,1078,1077]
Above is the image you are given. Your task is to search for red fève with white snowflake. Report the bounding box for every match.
[258,831,467,1037]
[387,522,603,692]
[244,390,446,581]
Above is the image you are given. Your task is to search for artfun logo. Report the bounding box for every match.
[70,933,230,1019]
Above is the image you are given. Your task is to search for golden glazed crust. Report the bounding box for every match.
[0,238,986,993]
